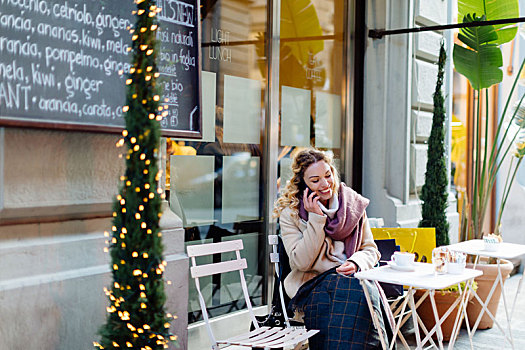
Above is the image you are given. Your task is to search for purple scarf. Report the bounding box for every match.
[299,183,370,257]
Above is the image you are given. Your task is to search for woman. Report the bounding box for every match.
[273,149,391,349]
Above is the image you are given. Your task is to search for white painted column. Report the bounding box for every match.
[364,0,458,239]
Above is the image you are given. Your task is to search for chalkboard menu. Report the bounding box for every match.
[0,0,201,138]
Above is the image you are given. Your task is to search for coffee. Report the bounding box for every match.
[392,251,415,266]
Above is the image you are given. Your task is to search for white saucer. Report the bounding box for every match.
[387,261,415,272]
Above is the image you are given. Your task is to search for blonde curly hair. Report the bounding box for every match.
[273,149,340,219]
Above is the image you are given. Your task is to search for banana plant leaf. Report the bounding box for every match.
[281,0,324,67]
[453,14,503,90]
[458,0,519,44]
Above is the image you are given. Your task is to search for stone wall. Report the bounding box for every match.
[0,127,188,349]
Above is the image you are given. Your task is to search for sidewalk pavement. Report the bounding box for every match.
[398,272,525,349]
[222,273,524,349]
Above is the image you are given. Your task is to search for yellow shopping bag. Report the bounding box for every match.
[372,228,436,263]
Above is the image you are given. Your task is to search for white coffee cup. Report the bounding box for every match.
[392,252,415,266]
[447,261,466,274]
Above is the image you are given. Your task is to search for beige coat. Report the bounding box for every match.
[280,206,380,298]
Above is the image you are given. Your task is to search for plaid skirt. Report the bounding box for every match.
[290,268,391,350]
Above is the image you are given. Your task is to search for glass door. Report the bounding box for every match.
[277,0,348,191]
[166,0,352,325]
[168,0,268,323]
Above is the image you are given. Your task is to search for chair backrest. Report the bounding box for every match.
[374,238,399,263]
[268,234,291,327]
[187,239,248,278]
[374,238,404,298]
[187,239,259,347]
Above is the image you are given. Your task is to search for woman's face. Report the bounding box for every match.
[303,160,334,204]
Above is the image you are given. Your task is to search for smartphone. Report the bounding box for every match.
[298,180,315,199]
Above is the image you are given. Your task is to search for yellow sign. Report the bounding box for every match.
[372,228,436,263]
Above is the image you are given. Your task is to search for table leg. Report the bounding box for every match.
[408,288,423,349]
[469,260,513,347]
[387,290,412,350]
[396,289,438,350]
[397,290,429,331]
[389,296,411,348]
[448,279,475,350]
[415,315,439,350]
[497,259,515,350]
[448,283,464,349]
[413,297,439,350]
[419,289,464,349]
[510,269,524,321]
[397,330,411,350]
[428,290,444,350]
[359,279,388,350]
[473,255,480,269]
[463,283,475,350]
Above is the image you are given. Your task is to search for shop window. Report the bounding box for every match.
[167,0,267,324]
[278,0,346,189]
[165,0,350,324]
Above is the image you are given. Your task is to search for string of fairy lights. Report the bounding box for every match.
[94,0,177,349]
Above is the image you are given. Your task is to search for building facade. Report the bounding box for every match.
[0,0,456,349]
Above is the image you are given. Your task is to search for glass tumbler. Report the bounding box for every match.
[432,247,449,274]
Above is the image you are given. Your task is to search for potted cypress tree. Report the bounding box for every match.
[415,43,470,342]
[94,1,177,349]
[418,42,450,248]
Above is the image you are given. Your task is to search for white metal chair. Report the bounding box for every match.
[187,239,319,349]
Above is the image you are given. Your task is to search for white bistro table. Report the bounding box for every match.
[446,239,525,349]
[355,262,482,350]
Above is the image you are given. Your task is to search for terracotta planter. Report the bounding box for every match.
[415,289,472,341]
[466,258,513,329]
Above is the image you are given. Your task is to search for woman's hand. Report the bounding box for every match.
[303,188,324,216]
[336,261,357,276]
